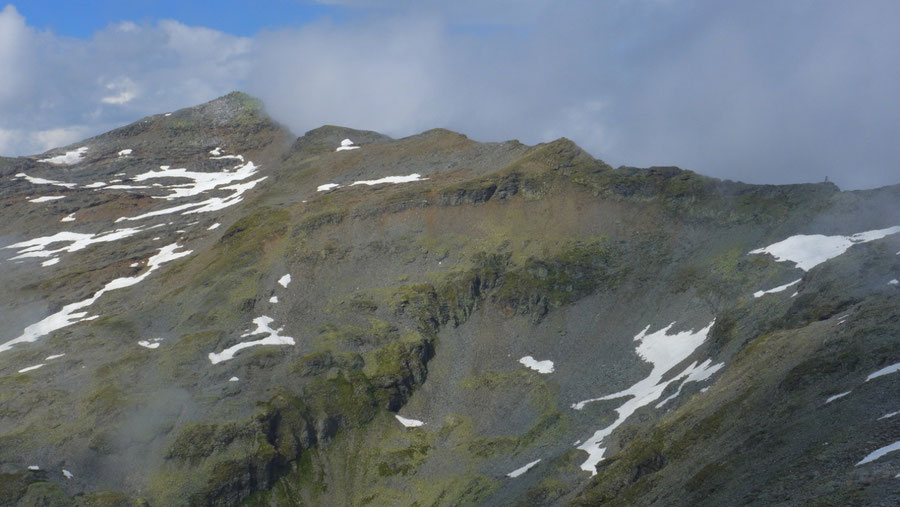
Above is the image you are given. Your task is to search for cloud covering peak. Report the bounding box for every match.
[2,1,899,190]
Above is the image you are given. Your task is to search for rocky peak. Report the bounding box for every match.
[0,94,898,506]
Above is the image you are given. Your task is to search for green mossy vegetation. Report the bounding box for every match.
[157,330,224,377]
[493,240,623,322]
[7,111,875,506]
[0,473,31,505]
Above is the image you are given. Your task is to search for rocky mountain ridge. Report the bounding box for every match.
[0,92,898,506]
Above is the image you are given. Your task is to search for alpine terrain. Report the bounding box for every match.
[1,92,898,506]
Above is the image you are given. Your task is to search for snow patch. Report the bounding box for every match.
[229,376,239,382]
[519,356,554,374]
[208,223,220,230]
[117,170,266,221]
[60,213,76,222]
[28,465,40,471]
[317,183,340,192]
[278,274,291,288]
[336,138,360,151]
[0,243,192,354]
[18,364,45,373]
[62,469,73,479]
[507,459,541,478]
[394,414,424,427]
[749,226,900,271]
[15,173,77,188]
[209,147,222,156]
[38,147,88,165]
[574,320,718,475]
[856,441,900,466]
[131,161,260,200]
[138,339,162,349]
[5,227,148,261]
[269,296,278,303]
[878,411,899,420]
[825,391,851,404]
[889,279,899,285]
[866,362,900,382]
[41,258,60,267]
[350,173,427,186]
[208,316,294,364]
[28,196,66,203]
[118,149,132,157]
[655,359,724,408]
[104,184,150,190]
[753,279,801,298]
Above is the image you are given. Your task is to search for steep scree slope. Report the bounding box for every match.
[0,93,898,506]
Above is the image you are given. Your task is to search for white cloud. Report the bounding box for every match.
[246,16,451,136]
[1,1,899,189]
[101,76,138,105]
[0,5,35,105]
[0,6,250,156]
[0,125,94,156]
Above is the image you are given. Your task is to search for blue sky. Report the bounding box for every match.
[2,1,899,190]
[15,1,341,37]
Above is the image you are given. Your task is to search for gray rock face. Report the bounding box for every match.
[0,93,898,506]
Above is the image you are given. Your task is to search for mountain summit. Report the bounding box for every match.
[1,93,898,506]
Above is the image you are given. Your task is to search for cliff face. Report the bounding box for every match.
[0,93,898,506]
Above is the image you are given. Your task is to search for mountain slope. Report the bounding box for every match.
[0,93,898,506]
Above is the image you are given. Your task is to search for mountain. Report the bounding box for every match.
[1,92,898,506]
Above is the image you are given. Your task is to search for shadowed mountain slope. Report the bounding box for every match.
[0,93,898,506]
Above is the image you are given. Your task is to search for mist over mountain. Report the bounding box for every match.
[0,93,898,505]
[4,1,900,190]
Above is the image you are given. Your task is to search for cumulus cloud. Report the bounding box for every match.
[0,5,250,155]
[1,1,899,189]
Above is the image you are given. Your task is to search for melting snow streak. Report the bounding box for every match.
[316,173,427,192]
[0,243,192,354]
[507,459,541,478]
[350,174,426,186]
[5,227,147,261]
[856,441,900,466]
[573,320,720,475]
[825,391,851,404]
[753,279,801,298]
[866,362,900,382]
[38,147,88,165]
[208,316,294,364]
[15,173,77,188]
[395,414,425,427]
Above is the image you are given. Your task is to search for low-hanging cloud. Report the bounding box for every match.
[1,1,899,190]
